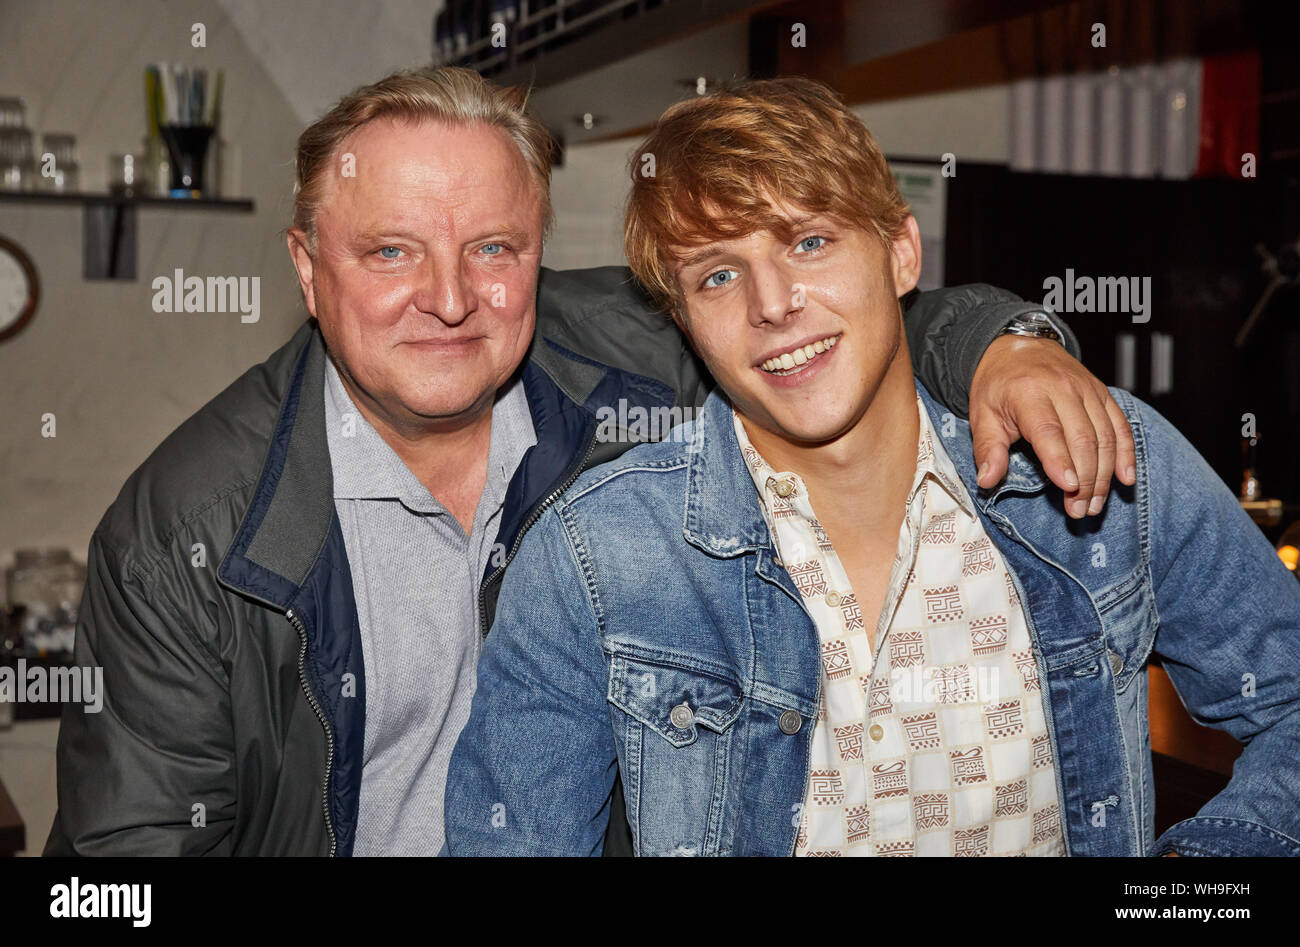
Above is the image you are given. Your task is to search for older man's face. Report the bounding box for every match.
[289,117,544,432]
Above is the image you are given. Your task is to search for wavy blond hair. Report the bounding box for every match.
[624,76,910,316]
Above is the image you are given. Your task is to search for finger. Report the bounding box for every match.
[1101,388,1137,486]
[1082,392,1117,516]
[1013,402,1081,504]
[970,403,1012,489]
[1049,393,1100,519]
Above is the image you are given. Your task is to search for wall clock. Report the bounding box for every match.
[0,234,39,343]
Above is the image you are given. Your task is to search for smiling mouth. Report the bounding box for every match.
[758,334,840,375]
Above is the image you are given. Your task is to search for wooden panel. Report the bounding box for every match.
[1151,751,1230,837]
[1148,664,1242,776]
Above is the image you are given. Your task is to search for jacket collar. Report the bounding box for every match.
[913,380,1049,507]
[681,378,1050,558]
[682,389,775,557]
[218,321,335,611]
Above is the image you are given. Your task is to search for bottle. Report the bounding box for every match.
[1240,435,1261,502]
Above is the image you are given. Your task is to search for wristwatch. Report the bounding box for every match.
[997,309,1064,344]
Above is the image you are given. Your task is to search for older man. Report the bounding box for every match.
[47,67,1130,856]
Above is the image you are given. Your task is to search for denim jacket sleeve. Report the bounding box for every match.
[443,504,617,856]
[1139,397,1300,856]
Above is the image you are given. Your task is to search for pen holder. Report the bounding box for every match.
[159,124,214,197]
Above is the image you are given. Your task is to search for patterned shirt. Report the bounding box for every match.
[733,390,1065,857]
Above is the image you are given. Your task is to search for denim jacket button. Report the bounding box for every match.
[778,710,802,734]
[670,703,694,729]
[1107,650,1123,676]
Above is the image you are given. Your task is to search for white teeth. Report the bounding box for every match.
[760,335,840,374]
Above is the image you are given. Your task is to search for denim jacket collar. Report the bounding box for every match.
[681,379,1051,558]
[912,381,1050,507]
[682,390,773,557]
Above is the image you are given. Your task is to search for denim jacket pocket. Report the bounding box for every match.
[606,648,745,855]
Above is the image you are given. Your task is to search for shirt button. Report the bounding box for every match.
[778,710,802,734]
[669,703,694,729]
[774,479,795,498]
[826,590,841,607]
[869,724,884,742]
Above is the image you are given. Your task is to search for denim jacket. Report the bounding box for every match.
[444,378,1300,856]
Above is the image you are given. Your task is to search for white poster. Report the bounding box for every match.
[889,161,947,292]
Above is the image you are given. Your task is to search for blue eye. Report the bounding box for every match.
[378,246,402,259]
[480,243,503,255]
[796,235,826,252]
[704,268,737,289]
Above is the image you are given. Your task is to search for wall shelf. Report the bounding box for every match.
[0,190,256,280]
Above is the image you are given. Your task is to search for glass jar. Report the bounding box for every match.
[0,126,34,191]
[38,132,79,192]
[5,548,85,657]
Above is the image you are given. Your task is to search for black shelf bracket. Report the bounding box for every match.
[0,191,255,281]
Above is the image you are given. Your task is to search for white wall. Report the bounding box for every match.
[0,0,311,568]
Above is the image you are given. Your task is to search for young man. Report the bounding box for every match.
[444,77,1300,856]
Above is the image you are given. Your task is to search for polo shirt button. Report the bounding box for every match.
[775,479,795,498]
[869,724,884,742]
[670,703,694,729]
[778,710,802,734]
[826,590,841,607]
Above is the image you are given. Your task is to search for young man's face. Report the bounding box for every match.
[288,118,544,431]
[673,202,922,446]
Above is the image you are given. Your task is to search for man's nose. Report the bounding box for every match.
[412,253,475,325]
[747,260,802,328]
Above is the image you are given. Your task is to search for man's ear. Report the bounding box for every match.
[286,228,318,318]
[889,214,923,298]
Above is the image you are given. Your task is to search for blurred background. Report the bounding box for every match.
[0,0,1296,854]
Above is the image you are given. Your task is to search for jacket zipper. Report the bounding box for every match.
[477,426,599,639]
[286,608,338,857]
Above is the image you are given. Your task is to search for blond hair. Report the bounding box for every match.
[293,67,555,250]
[624,76,910,315]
